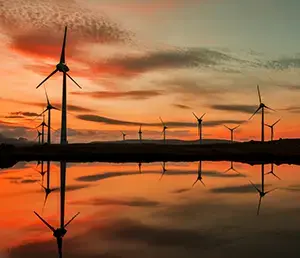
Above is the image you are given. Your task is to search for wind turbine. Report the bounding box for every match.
[35,129,42,144]
[192,112,205,143]
[224,124,240,143]
[249,164,277,215]
[34,161,79,258]
[192,161,205,187]
[40,87,59,144]
[36,26,82,145]
[265,163,281,180]
[265,119,280,141]
[249,85,274,142]
[36,114,48,144]
[159,162,167,180]
[159,117,168,143]
[224,161,240,174]
[121,131,126,141]
[138,125,142,143]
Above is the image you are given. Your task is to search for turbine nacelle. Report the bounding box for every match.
[56,62,69,73]
[53,227,67,239]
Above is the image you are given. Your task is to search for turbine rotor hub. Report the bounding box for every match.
[53,228,67,238]
[56,63,70,72]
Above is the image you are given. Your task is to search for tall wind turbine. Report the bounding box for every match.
[193,112,205,143]
[265,119,280,141]
[159,117,168,143]
[34,161,79,258]
[36,26,82,145]
[138,125,142,143]
[249,85,274,142]
[121,131,126,141]
[249,164,277,215]
[35,129,42,144]
[224,124,240,143]
[192,161,205,187]
[36,114,47,144]
[40,87,59,145]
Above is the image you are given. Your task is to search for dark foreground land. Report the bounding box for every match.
[1,139,300,168]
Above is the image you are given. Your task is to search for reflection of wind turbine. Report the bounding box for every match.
[193,112,205,143]
[159,162,167,180]
[36,115,48,144]
[138,125,142,143]
[224,124,240,143]
[249,164,277,215]
[249,85,274,142]
[159,117,168,143]
[192,161,205,187]
[36,26,82,145]
[40,87,59,144]
[138,162,142,173]
[34,161,46,185]
[265,163,281,180]
[224,161,240,174]
[34,161,79,258]
[121,131,126,141]
[265,119,280,141]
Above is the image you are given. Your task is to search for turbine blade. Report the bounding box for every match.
[257,84,262,104]
[272,173,281,180]
[64,212,80,228]
[200,180,206,186]
[200,113,206,119]
[224,167,231,173]
[265,188,277,194]
[33,211,55,232]
[249,180,261,193]
[192,179,198,187]
[60,26,67,64]
[44,86,50,105]
[265,105,275,112]
[192,112,199,120]
[233,124,240,130]
[39,109,48,116]
[36,69,58,89]
[273,119,281,126]
[66,73,82,89]
[42,193,49,214]
[224,125,230,130]
[159,117,165,126]
[257,196,262,215]
[248,106,261,120]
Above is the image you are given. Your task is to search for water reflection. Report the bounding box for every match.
[1,160,300,257]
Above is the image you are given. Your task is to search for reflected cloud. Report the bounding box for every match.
[210,184,271,194]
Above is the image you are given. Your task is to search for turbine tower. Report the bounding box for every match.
[193,112,205,143]
[265,119,280,141]
[224,124,240,143]
[249,85,274,142]
[36,114,48,144]
[121,131,126,141]
[159,117,168,143]
[40,87,59,145]
[138,125,142,143]
[36,26,82,145]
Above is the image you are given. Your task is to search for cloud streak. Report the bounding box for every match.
[209,104,257,114]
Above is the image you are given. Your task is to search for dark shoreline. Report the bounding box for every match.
[1,139,300,168]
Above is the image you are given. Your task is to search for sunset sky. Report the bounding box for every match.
[0,0,300,143]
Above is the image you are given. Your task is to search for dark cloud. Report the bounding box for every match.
[280,106,300,113]
[76,171,140,182]
[70,197,160,207]
[64,184,91,192]
[70,90,163,100]
[202,170,245,178]
[210,184,272,194]
[171,188,191,194]
[209,104,257,114]
[173,104,191,109]
[266,56,300,70]
[11,179,39,184]
[76,114,244,128]
[10,111,40,117]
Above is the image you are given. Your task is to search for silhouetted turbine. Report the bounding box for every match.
[138,125,142,143]
[249,85,274,142]
[138,162,142,173]
[35,129,42,144]
[40,87,59,144]
[192,161,205,187]
[121,131,126,141]
[159,162,167,180]
[249,164,277,215]
[193,112,205,143]
[36,26,82,145]
[36,114,48,144]
[34,161,46,185]
[265,119,280,141]
[159,117,168,143]
[265,163,281,180]
[224,161,240,174]
[224,124,240,143]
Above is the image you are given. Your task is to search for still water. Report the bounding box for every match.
[0,161,300,257]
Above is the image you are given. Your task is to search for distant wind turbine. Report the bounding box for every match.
[36,26,82,145]
[249,164,277,215]
[34,161,46,185]
[35,129,42,144]
[265,163,281,180]
[40,87,59,144]
[265,119,280,141]
[159,162,167,180]
[121,131,126,141]
[224,124,240,143]
[159,117,168,143]
[36,114,48,144]
[192,161,205,187]
[138,125,142,143]
[224,161,240,174]
[193,112,205,143]
[138,162,142,173]
[249,85,274,142]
